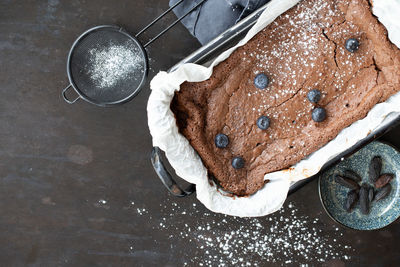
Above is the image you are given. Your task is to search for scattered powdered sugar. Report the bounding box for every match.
[136,207,148,216]
[156,201,353,266]
[87,41,144,88]
[93,198,110,209]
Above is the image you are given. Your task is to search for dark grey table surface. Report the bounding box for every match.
[1,1,399,266]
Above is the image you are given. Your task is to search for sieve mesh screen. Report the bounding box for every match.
[68,27,147,105]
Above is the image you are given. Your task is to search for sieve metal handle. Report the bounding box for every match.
[137,0,208,48]
[151,146,196,197]
[62,84,80,104]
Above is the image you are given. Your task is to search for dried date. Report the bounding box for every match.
[374,173,394,189]
[344,190,358,212]
[368,187,374,202]
[335,175,360,190]
[344,169,362,182]
[369,156,382,182]
[359,184,370,215]
[375,184,392,201]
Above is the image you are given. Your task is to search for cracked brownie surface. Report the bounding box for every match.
[171,0,400,196]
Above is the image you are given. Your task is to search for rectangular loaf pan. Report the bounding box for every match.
[151,2,400,196]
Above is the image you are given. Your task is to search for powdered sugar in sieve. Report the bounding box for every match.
[86,41,144,89]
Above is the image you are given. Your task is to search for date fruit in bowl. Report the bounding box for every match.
[319,141,400,230]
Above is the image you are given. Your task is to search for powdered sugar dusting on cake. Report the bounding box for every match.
[170,0,396,197]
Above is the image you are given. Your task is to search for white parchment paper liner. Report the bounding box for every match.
[147,0,400,217]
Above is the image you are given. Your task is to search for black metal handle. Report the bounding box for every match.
[62,84,80,104]
[137,0,208,48]
[151,147,196,197]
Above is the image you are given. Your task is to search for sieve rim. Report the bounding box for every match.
[66,25,148,107]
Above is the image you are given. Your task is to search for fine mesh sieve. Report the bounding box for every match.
[63,26,147,106]
[62,0,207,106]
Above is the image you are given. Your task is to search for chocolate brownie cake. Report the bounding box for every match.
[171,0,400,196]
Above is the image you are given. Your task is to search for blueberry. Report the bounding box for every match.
[254,73,270,89]
[257,116,270,130]
[312,107,327,122]
[232,156,245,169]
[215,133,229,148]
[307,89,322,103]
[345,38,359,53]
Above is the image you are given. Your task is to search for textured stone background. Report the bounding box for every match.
[0,0,399,266]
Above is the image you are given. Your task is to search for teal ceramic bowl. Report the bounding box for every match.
[319,141,400,230]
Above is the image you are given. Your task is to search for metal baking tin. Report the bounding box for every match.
[151,3,400,198]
